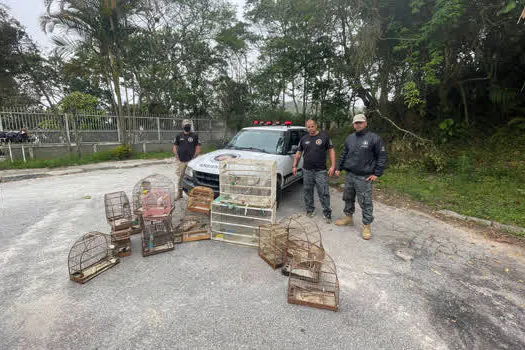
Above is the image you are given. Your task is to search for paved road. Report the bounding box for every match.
[0,162,524,349]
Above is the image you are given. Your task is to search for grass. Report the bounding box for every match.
[0,144,217,170]
[327,127,525,232]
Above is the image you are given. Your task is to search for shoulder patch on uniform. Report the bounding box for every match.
[316,139,322,145]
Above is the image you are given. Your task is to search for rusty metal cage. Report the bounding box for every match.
[142,217,175,256]
[281,214,323,275]
[288,251,339,311]
[104,191,132,231]
[132,174,176,219]
[258,222,287,269]
[68,232,119,284]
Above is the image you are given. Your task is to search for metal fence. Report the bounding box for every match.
[0,107,224,145]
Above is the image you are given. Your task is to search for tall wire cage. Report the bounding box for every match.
[258,222,287,269]
[68,232,119,284]
[288,251,339,312]
[281,214,323,275]
[142,218,175,256]
[104,191,133,256]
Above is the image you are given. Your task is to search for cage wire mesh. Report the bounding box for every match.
[132,174,176,219]
[211,199,276,247]
[173,187,212,242]
[142,218,175,256]
[288,251,339,311]
[258,222,287,269]
[68,232,119,284]
[218,159,277,208]
[281,214,323,275]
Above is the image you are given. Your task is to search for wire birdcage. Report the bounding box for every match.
[142,218,175,256]
[132,174,176,218]
[104,191,132,231]
[258,222,287,269]
[288,251,339,311]
[68,232,119,284]
[281,214,323,275]
[219,159,276,207]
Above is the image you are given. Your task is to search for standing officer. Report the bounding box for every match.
[335,114,387,240]
[173,119,201,198]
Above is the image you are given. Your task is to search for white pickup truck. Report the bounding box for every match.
[182,124,308,204]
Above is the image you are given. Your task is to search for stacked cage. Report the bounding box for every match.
[258,221,288,269]
[104,191,132,257]
[174,186,213,242]
[68,232,119,284]
[211,159,277,247]
[133,174,177,256]
[288,251,339,311]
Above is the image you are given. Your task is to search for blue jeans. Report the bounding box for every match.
[303,169,331,218]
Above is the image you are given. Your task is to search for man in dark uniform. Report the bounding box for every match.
[335,114,387,240]
[173,119,201,198]
[292,119,336,223]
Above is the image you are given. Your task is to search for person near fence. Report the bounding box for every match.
[292,119,336,223]
[173,119,201,198]
[334,114,388,240]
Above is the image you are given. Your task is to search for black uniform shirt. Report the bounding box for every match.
[174,132,200,162]
[297,132,333,170]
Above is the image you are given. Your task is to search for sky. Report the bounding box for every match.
[1,0,247,53]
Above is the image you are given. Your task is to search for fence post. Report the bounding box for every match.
[8,141,12,161]
[0,112,3,131]
[64,114,71,145]
[157,117,161,142]
[117,115,121,143]
[21,144,26,163]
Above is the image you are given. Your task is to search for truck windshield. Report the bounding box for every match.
[226,130,285,154]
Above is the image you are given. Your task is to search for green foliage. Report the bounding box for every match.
[111,144,132,160]
[402,81,425,108]
[59,92,99,113]
[438,118,467,144]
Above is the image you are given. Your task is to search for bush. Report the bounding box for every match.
[111,144,132,160]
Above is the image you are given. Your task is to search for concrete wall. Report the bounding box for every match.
[0,129,234,162]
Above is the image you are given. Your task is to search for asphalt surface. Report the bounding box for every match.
[0,161,524,349]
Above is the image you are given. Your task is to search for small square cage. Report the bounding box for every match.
[104,191,132,231]
[68,232,119,284]
[175,213,211,242]
[288,252,339,312]
[112,237,132,257]
[132,174,176,219]
[188,186,214,215]
[142,218,175,256]
[219,159,276,207]
[258,222,287,269]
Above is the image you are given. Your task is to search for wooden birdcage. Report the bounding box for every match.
[142,218,175,256]
[112,237,132,257]
[288,252,339,312]
[68,232,119,284]
[281,214,323,275]
[104,191,132,231]
[219,159,277,207]
[258,222,287,269]
[188,186,214,214]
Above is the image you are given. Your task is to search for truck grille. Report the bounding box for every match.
[194,171,219,190]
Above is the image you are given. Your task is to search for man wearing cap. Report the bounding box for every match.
[173,119,201,198]
[292,119,336,223]
[335,114,387,240]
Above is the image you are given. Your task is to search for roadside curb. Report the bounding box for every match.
[0,159,173,183]
[437,209,525,235]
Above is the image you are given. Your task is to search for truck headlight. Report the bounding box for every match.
[184,166,194,178]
